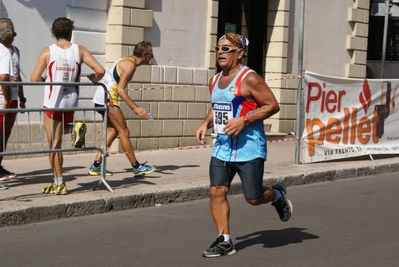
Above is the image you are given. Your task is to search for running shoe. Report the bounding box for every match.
[202,235,237,258]
[42,182,56,194]
[42,182,68,195]
[54,182,68,195]
[272,182,293,222]
[88,164,113,176]
[132,162,157,176]
[71,122,87,148]
[0,165,17,180]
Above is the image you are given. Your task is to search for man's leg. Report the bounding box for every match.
[0,102,17,166]
[0,112,5,165]
[238,159,292,222]
[0,114,17,179]
[3,114,15,150]
[0,112,6,179]
[88,111,118,176]
[107,107,156,176]
[93,118,118,162]
[203,158,237,258]
[107,107,138,164]
[203,186,237,258]
[44,115,64,177]
[245,186,276,205]
[210,185,231,235]
[42,114,67,195]
[244,183,292,222]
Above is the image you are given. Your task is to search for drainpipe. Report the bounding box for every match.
[295,0,305,164]
[381,0,390,78]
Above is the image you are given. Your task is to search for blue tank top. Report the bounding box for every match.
[211,66,267,162]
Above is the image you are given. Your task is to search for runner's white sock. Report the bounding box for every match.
[54,177,63,186]
[221,234,231,244]
[272,189,282,204]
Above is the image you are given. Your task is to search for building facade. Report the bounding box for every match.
[1,0,389,153]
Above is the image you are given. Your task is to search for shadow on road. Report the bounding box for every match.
[235,228,319,250]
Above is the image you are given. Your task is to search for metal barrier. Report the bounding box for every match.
[0,81,114,193]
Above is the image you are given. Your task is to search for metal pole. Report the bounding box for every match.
[95,83,114,193]
[381,0,390,78]
[295,0,305,164]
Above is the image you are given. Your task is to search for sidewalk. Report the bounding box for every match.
[0,139,398,227]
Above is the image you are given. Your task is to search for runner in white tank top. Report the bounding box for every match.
[31,17,105,195]
[43,43,80,110]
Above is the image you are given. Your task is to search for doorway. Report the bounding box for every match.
[217,0,268,76]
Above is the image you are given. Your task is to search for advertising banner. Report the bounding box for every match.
[302,71,399,163]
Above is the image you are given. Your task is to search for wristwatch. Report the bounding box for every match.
[243,115,250,126]
[20,97,26,103]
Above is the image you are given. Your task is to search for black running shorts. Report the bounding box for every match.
[209,157,265,200]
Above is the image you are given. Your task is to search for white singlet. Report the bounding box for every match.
[43,43,81,108]
[0,43,12,109]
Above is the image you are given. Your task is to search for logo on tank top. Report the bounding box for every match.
[228,86,238,94]
[213,102,232,111]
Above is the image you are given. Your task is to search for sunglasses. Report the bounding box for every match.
[13,32,17,37]
[214,46,240,53]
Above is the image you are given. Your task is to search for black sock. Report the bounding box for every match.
[93,161,101,167]
[132,162,140,169]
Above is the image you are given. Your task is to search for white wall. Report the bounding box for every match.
[2,0,69,86]
[289,0,353,77]
[2,0,209,110]
[144,0,208,68]
[1,0,108,121]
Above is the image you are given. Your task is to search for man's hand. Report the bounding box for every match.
[19,101,26,114]
[133,106,149,119]
[223,117,245,137]
[195,125,208,145]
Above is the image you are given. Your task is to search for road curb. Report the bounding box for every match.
[1,162,399,228]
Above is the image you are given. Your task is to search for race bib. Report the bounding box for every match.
[212,102,233,134]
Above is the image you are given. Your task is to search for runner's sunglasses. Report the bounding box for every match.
[214,46,240,53]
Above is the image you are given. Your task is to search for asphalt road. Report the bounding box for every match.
[1,173,398,267]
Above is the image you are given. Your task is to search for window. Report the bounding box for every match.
[368,1,399,61]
